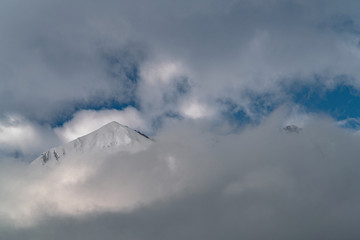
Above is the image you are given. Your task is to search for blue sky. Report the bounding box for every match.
[291,83,360,120]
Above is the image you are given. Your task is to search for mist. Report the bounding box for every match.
[1,111,360,239]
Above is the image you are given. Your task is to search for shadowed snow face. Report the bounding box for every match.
[1,112,360,240]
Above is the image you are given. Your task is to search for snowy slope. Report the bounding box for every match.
[31,121,152,166]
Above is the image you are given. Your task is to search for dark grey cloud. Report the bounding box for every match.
[0,0,145,122]
[1,0,360,125]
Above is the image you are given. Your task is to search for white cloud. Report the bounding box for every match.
[180,100,214,119]
[140,60,186,85]
[0,115,39,150]
[282,106,312,128]
[0,114,58,157]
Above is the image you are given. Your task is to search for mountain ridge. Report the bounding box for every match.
[31,121,152,166]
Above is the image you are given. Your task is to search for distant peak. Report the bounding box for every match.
[283,125,302,133]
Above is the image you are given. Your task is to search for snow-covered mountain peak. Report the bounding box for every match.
[98,121,127,131]
[31,121,152,166]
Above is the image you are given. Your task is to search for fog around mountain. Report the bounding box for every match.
[1,110,360,239]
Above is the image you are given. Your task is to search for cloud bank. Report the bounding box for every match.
[1,112,360,239]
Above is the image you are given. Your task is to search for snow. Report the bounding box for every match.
[31,121,152,167]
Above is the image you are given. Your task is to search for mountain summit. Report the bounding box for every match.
[31,121,152,166]
[283,125,302,133]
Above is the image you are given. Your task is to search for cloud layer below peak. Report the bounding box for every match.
[1,112,360,239]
